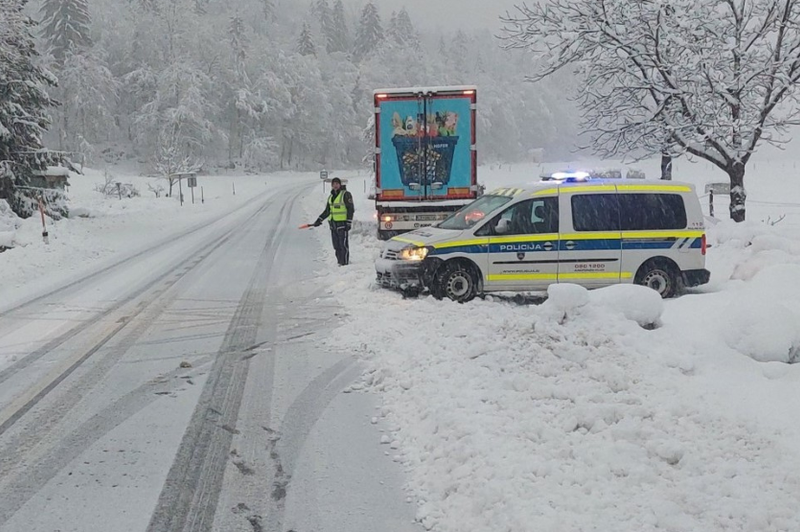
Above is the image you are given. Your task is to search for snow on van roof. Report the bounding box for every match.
[489,179,697,195]
[373,86,478,96]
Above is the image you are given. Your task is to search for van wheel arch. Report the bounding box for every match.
[430,258,483,303]
[634,257,683,299]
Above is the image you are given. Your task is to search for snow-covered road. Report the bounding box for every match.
[0,180,418,532]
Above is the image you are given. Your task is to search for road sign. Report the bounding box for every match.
[705,182,730,195]
[320,170,329,180]
[187,176,197,188]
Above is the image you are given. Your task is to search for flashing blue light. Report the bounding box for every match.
[542,171,592,182]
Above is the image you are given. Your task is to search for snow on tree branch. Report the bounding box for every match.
[502,0,800,221]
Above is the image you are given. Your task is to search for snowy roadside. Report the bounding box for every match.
[0,168,316,309]
[305,171,800,531]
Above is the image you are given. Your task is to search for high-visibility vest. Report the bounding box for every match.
[329,191,348,221]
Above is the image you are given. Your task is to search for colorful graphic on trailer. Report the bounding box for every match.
[378,95,473,199]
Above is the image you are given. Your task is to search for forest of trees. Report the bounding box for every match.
[28,0,578,173]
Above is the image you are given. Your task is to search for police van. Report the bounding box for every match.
[375,176,710,302]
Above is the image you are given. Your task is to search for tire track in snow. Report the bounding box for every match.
[0,193,279,391]
[0,191,289,474]
[0,356,214,525]
[146,189,304,532]
[0,186,312,526]
[0,186,283,319]
[262,356,361,532]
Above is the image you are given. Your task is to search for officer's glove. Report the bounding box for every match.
[344,221,352,232]
[313,219,323,227]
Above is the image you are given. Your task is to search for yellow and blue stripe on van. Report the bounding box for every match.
[427,231,705,256]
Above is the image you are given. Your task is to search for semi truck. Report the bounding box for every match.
[372,86,479,240]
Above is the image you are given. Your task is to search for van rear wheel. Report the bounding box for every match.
[635,259,681,299]
[433,262,478,303]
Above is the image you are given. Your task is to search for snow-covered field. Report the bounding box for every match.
[0,168,316,309]
[305,157,800,531]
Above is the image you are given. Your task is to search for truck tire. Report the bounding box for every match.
[635,258,681,299]
[378,229,397,241]
[433,261,478,303]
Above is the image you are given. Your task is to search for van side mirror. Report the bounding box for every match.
[496,218,511,235]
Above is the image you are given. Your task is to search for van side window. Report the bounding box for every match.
[618,194,687,230]
[531,198,559,233]
[478,198,559,236]
[571,194,620,231]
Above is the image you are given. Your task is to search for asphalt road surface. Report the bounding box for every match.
[0,182,419,532]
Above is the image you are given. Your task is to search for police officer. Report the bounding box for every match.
[314,177,355,266]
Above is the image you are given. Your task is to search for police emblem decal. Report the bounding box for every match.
[517,252,526,261]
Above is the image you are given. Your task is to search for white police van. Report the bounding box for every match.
[375,175,710,302]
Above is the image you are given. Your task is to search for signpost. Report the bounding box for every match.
[705,182,730,218]
[173,172,198,206]
[38,196,49,244]
[187,175,197,204]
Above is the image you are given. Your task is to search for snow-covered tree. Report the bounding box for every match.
[503,0,800,222]
[353,2,382,62]
[329,0,350,53]
[387,11,398,43]
[55,49,118,156]
[226,15,264,163]
[297,22,316,57]
[0,0,58,209]
[39,0,92,65]
[262,0,274,22]
[153,133,202,198]
[393,8,417,48]
[313,0,337,53]
[23,0,580,173]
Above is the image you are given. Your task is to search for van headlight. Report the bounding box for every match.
[399,246,430,262]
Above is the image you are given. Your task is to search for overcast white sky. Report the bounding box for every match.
[346,0,520,30]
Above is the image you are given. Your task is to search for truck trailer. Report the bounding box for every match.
[373,86,479,240]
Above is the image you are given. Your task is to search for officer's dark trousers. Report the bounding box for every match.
[329,221,350,265]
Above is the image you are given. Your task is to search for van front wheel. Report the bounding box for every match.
[635,259,681,299]
[433,262,478,303]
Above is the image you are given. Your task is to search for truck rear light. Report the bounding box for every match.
[376,94,388,99]
[463,90,475,95]
[382,215,393,223]
[701,234,707,256]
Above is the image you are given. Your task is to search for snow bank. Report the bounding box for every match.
[304,173,800,532]
[545,283,664,329]
[0,200,22,249]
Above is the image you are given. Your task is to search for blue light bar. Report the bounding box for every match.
[542,171,591,182]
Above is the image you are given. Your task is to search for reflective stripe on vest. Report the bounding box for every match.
[329,191,348,222]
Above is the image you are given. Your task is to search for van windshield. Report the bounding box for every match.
[438,195,513,230]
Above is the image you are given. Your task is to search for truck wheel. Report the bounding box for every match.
[377,230,396,241]
[434,262,478,303]
[635,259,681,299]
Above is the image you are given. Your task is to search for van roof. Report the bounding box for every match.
[488,179,697,197]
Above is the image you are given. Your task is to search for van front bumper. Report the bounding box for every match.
[375,257,442,292]
[375,257,425,290]
[682,269,711,288]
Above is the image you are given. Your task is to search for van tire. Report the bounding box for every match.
[635,259,681,299]
[432,261,478,303]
